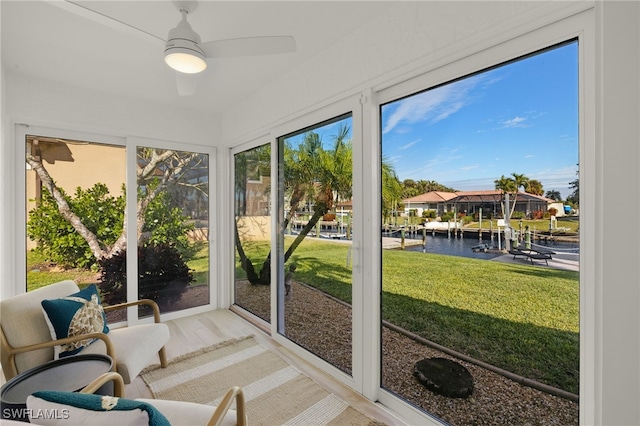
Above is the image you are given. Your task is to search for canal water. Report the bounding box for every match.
[401,233,579,260]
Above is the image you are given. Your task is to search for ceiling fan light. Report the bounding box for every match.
[164,47,207,74]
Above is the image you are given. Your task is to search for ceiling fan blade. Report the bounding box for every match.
[176,72,199,96]
[201,36,296,58]
[44,0,165,46]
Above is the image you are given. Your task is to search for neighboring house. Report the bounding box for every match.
[402,191,458,217]
[403,190,553,218]
[238,175,271,217]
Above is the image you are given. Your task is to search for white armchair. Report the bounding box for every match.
[0,280,170,384]
[25,372,247,426]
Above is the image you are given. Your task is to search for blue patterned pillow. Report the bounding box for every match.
[41,284,109,358]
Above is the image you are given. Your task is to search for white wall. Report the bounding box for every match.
[596,2,640,424]
[219,2,640,425]
[220,1,580,142]
[4,72,217,145]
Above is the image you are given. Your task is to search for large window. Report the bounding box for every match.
[276,114,354,375]
[24,130,211,321]
[379,42,579,424]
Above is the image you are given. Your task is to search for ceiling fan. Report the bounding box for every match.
[163,2,296,95]
[52,0,297,96]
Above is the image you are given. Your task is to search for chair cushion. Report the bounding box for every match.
[136,398,239,426]
[0,280,80,373]
[81,323,170,384]
[27,392,170,426]
[41,284,110,358]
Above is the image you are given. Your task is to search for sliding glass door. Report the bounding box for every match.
[22,126,212,321]
[135,146,210,315]
[276,113,355,376]
[233,142,272,323]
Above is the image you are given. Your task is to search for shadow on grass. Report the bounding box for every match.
[382,290,579,395]
[237,246,579,394]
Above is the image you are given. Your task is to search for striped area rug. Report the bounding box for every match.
[140,336,381,426]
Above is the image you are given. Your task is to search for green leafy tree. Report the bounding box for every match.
[382,159,403,223]
[27,184,124,269]
[525,179,544,196]
[26,148,204,264]
[401,179,456,198]
[26,147,204,306]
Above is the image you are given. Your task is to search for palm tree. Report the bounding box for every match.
[494,173,529,218]
[494,175,516,217]
[237,126,355,285]
[545,189,562,201]
[382,158,402,223]
[525,179,544,196]
[321,124,353,207]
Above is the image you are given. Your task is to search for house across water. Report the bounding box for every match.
[403,190,554,219]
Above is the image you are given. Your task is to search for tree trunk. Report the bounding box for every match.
[234,223,260,284]
[240,202,329,286]
[26,153,110,261]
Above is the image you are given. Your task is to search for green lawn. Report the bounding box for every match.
[237,237,579,394]
[28,236,580,394]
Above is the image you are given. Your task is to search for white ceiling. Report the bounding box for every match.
[1,1,393,116]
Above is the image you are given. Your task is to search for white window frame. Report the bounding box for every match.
[254,95,365,392]
[128,136,217,324]
[371,9,594,425]
[223,6,595,425]
[13,125,216,325]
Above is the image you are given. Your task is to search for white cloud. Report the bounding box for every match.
[501,116,528,128]
[400,139,421,150]
[382,75,485,134]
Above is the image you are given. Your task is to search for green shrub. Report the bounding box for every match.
[98,243,193,308]
[27,184,124,269]
[422,210,436,219]
[142,190,196,260]
[27,183,196,269]
[441,212,454,222]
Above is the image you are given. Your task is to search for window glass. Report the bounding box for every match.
[25,137,211,320]
[380,42,579,424]
[234,143,272,322]
[134,147,210,316]
[25,136,125,321]
[276,113,354,375]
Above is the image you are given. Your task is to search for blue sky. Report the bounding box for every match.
[381,41,579,199]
